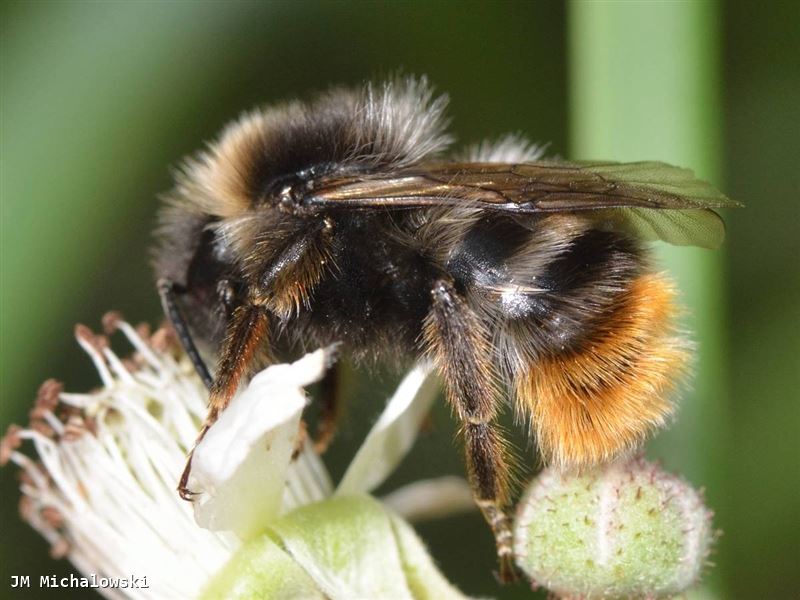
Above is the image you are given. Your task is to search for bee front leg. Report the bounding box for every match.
[177,302,271,500]
[176,223,331,499]
[422,279,517,583]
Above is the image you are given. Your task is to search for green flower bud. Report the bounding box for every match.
[514,458,714,599]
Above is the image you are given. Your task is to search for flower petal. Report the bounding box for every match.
[336,361,438,495]
[382,476,476,523]
[191,347,334,540]
[388,510,472,600]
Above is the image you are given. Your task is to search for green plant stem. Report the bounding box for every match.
[568,2,730,597]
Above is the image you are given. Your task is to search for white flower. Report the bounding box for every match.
[2,316,474,600]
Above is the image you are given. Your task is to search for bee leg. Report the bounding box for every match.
[177,302,271,500]
[313,362,341,454]
[177,425,208,500]
[423,278,518,583]
[158,276,214,500]
[157,278,214,390]
[291,419,309,461]
[289,361,341,459]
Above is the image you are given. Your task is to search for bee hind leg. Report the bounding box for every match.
[422,278,518,583]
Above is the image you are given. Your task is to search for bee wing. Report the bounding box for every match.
[309,161,741,249]
[584,206,728,249]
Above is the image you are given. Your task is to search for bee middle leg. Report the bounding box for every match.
[313,362,341,454]
[422,278,517,582]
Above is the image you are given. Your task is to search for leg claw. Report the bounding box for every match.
[496,553,520,584]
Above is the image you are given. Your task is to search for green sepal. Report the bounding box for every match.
[202,494,471,600]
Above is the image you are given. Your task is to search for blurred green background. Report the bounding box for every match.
[1,1,797,598]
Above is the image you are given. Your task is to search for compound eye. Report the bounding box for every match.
[275,178,320,216]
[266,166,326,214]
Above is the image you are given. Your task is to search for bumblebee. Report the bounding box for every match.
[154,77,738,580]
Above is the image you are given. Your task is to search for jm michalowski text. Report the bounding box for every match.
[11,574,149,589]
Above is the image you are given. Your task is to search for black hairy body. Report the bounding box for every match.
[160,209,643,367]
[154,77,736,581]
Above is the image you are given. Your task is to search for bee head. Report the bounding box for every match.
[153,76,451,343]
[168,76,451,222]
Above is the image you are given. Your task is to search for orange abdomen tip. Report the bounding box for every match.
[516,273,691,470]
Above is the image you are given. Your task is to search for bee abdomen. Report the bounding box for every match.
[514,272,690,470]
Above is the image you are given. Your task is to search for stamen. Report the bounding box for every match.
[120,319,166,371]
[7,316,457,599]
[74,324,113,387]
[102,346,137,384]
[0,425,22,466]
